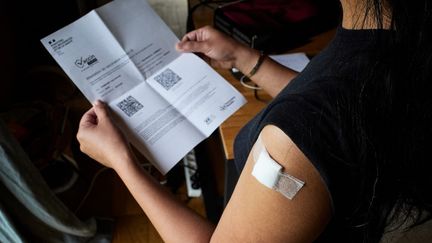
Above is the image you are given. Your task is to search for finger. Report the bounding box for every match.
[176,37,190,51]
[93,100,110,120]
[176,40,210,54]
[181,35,191,42]
[176,33,197,51]
[178,25,211,45]
[79,107,97,127]
[210,59,222,68]
[181,28,202,42]
[181,25,215,41]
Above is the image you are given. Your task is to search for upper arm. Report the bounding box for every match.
[211,125,332,243]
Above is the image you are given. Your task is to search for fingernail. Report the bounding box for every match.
[94,100,102,106]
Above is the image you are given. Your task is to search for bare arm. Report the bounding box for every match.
[116,155,215,243]
[211,125,332,242]
[77,102,332,242]
[77,101,214,243]
[176,26,298,97]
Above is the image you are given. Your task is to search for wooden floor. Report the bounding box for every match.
[113,215,163,242]
[112,196,206,243]
[74,164,206,243]
[111,180,206,243]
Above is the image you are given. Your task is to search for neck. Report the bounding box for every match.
[340,0,391,30]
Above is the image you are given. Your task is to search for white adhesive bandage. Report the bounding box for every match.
[251,136,305,200]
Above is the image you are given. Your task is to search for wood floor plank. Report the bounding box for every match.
[112,215,164,243]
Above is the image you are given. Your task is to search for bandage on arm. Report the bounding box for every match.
[251,136,305,200]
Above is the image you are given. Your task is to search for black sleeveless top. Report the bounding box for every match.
[233,26,389,241]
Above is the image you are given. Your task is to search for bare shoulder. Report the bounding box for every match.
[260,125,324,183]
[211,125,332,243]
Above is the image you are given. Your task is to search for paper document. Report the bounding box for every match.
[270,53,310,72]
[41,0,246,174]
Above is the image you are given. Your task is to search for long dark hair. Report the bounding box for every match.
[347,0,432,242]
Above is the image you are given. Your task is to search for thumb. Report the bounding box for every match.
[93,100,110,120]
[176,40,210,54]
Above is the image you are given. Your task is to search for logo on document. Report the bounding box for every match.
[47,37,73,54]
[75,54,98,69]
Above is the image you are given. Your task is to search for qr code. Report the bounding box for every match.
[154,68,181,90]
[116,96,143,117]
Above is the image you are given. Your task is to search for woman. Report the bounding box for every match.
[76,0,432,242]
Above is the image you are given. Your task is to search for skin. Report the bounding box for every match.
[175,27,298,97]
[340,0,391,30]
[77,1,381,242]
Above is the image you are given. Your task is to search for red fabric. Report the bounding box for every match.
[223,0,318,25]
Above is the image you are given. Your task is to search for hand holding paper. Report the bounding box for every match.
[42,0,246,173]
